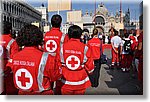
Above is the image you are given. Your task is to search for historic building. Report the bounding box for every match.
[63,3,124,36]
[63,2,139,36]
[34,4,50,34]
[1,0,42,32]
[82,3,124,36]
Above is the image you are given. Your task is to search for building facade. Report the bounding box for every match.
[35,5,50,33]
[63,3,139,36]
[1,0,42,32]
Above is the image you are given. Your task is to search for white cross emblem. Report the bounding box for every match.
[15,68,33,90]
[46,40,57,52]
[66,55,80,70]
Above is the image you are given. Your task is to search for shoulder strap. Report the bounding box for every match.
[37,52,49,92]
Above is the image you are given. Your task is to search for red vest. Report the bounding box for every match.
[129,35,138,51]
[60,38,94,90]
[0,34,19,71]
[88,37,102,60]
[11,47,61,94]
[44,28,68,54]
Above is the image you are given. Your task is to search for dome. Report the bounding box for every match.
[96,3,108,16]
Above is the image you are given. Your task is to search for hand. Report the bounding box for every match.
[114,49,118,53]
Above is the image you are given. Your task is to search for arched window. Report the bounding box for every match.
[95,16,105,25]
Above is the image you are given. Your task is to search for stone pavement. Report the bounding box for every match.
[85,49,141,95]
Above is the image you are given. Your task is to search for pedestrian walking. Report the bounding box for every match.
[87,28,102,87]
[7,24,61,95]
[59,25,94,95]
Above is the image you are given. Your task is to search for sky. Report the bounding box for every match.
[25,0,143,24]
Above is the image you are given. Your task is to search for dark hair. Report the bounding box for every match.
[68,25,82,39]
[83,29,89,34]
[92,28,98,38]
[3,21,12,34]
[124,33,129,38]
[51,14,62,28]
[16,24,43,47]
[114,30,119,36]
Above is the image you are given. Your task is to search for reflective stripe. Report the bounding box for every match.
[37,52,49,92]
[60,44,65,64]
[61,76,89,85]
[88,69,94,74]
[6,39,15,59]
[60,33,66,47]
[48,52,56,57]
[82,46,88,64]
[6,39,15,53]
[8,59,13,63]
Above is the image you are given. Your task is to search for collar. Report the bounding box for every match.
[70,38,80,42]
[24,46,38,50]
[51,27,60,31]
[93,35,98,38]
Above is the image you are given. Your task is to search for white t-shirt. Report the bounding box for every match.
[111,36,123,48]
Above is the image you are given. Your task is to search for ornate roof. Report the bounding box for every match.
[96,3,108,16]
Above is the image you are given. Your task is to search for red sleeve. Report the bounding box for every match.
[10,41,19,59]
[84,47,94,74]
[138,33,143,43]
[6,41,19,68]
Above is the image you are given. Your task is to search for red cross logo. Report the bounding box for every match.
[18,72,30,87]
[47,42,55,50]
[46,40,57,52]
[68,57,78,67]
[15,69,33,90]
[66,55,80,70]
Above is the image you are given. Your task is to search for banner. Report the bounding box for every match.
[67,10,82,23]
[48,0,71,12]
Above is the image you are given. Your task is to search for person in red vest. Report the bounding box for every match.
[44,14,69,94]
[87,28,102,87]
[128,29,138,76]
[44,14,68,54]
[7,24,61,95]
[0,21,19,95]
[59,25,94,95]
[136,31,143,93]
[110,30,123,69]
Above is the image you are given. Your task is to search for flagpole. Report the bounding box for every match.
[57,0,60,14]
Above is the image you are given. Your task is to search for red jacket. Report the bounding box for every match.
[129,35,138,51]
[8,47,61,94]
[87,37,102,60]
[0,34,19,71]
[60,38,94,90]
[44,28,68,54]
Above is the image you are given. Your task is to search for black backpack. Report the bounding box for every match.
[123,39,131,53]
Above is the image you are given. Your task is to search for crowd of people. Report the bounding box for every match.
[0,14,143,95]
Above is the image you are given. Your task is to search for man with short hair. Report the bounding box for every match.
[111,30,123,69]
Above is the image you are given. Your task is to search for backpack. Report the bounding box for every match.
[123,39,131,53]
